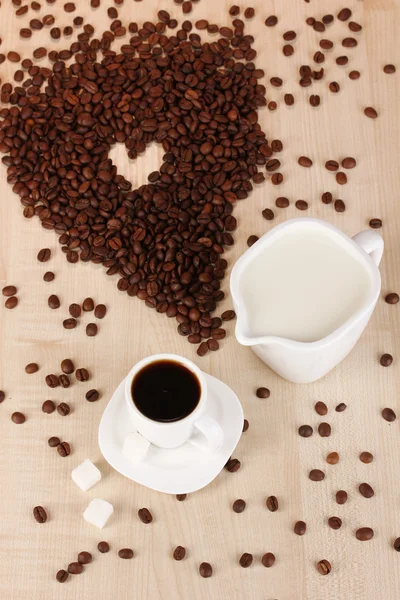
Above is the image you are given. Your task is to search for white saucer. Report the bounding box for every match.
[98,372,244,494]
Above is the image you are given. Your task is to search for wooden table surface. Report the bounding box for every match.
[1,0,400,598]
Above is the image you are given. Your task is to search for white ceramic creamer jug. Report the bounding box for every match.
[230,218,383,383]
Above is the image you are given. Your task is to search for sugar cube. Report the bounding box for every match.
[72,459,102,491]
[83,499,114,529]
[122,431,150,464]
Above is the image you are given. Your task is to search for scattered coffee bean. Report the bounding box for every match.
[283,44,294,56]
[98,541,110,553]
[394,538,400,551]
[336,403,347,412]
[334,200,346,213]
[336,490,348,504]
[33,506,47,523]
[138,508,153,524]
[242,419,249,433]
[176,494,187,501]
[48,294,60,309]
[328,517,342,530]
[325,160,339,171]
[25,363,39,374]
[359,483,374,498]
[349,70,361,79]
[315,401,327,415]
[94,304,106,319]
[12,411,25,424]
[318,423,331,437]
[360,452,373,464]
[45,374,59,388]
[337,7,351,21]
[42,400,55,414]
[271,172,283,185]
[369,218,382,229]
[247,235,259,247]
[266,496,278,512]
[296,200,308,210]
[244,7,254,19]
[336,56,348,65]
[349,20,362,31]
[85,389,99,402]
[342,37,357,47]
[262,208,275,221]
[262,552,275,567]
[83,297,94,311]
[56,569,68,583]
[233,499,246,513]
[239,553,253,568]
[43,272,55,282]
[69,303,81,318]
[317,559,331,575]
[342,157,356,169]
[57,402,70,416]
[59,375,70,388]
[384,64,396,74]
[379,353,392,368]
[173,546,186,561]
[356,527,374,541]
[309,469,325,481]
[329,82,340,93]
[276,196,290,208]
[336,172,347,185]
[68,562,83,574]
[322,192,333,204]
[63,318,77,329]
[78,551,92,564]
[385,293,399,305]
[61,359,74,374]
[5,296,18,309]
[48,436,60,447]
[320,39,333,49]
[0,391,5,404]
[284,93,295,106]
[326,452,339,464]
[57,441,71,457]
[207,339,219,351]
[221,310,236,321]
[197,342,208,357]
[298,156,312,167]
[225,458,241,472]
[199,562,212,578]
[309,95,320,107]
[265,15,278,26]
[76,368,89,382]
[2,285,17,296]
[294,521,306,535]
[256,387,270,399]
[298,425,313,437]
[37,248,51,262]
[364,107,378,119]
[86,323,98,337]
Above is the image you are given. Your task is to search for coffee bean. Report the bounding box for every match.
[76,368,89,382]
[225,458,241,472]
[173,546,186,560]
[298,156,312,167]
[12,411,25,424]
[207,339,219,351]
[63,318,77,329]
[256,387,270,399]
[329,82,340,93]
[326,452,339,465]
[313,21,325,32]
[64,2,76,11]
[176,494,187,501]
[334,200,346,213]
[276,197,290,208]
[342,37,357,48]
[94,304,106,319]
[69,303,81,318]
[83,297,94,311]
[8,51,21,62]
[336,403,347,412]
[306,18,315,26]
[42,400,55,414]
[43,272,55,282]
[336,172,347,185]
[138,508,153,524]
[316,559,331,575]
[380,353,393,367]
[314,51,325,64]
[68,562,83,574]
[48,294,60,309]
[5,296,18,309]
[265,15,278,26]
[221,310,236,321]
[78,551,92,564]
[0,391,5,404]
[296,200,308,210]
[322,14,334,25]
[336,490,348,504]
[2,285,17,296]
[59,374,69,388]
[247,235,259,247]
[199,562,212,578]
[385,293,399,304]
[364,107,378,119]
[394,538,400,551]
[45,374,59,388]
[356,527,374,541]
[384,64,396,74]
[57,441,71,457]
[369,218,382,229]
[33,506,47,523]
[242,419,249,432]
[284,93,295,106]
[48,436,60,447]
[283,44,294,56]
[266,496,278,512]
[298,425,313,438]
[328,517,342,530]
[320,39,333,49]
[57,402,70,416]
[98,541,110,553]
[318,423,331,437]
[25,363,39,374]
[315,401,327,415]
[239,553,253,568]
[86,323,98,337]
[244,7,254,18]
[233,499,246,513]
[342,157,356,169]
[37,248,51,262]
[60,359,74,374]
[56,569,68,583]
[294,521,306,535]
[359,451,373,464]
[309,95,320,107]
[271,172,283,185]
[349,70,361,79]
[337,8,351,21]
[309,469,325,481]
[359,483,374,498]
[197,342,208,357]
[270,77,283,88]
[336,56,348,65]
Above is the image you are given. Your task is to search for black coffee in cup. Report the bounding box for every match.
[131,360,201,423]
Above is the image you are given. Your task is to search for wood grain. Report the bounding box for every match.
[1,1,400,599]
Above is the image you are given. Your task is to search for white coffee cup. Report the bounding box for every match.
[124,354,224,451]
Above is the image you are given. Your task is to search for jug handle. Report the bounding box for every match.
[352,230,384,266]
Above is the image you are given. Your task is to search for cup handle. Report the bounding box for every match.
[189,414,224,452]
[352,230,384,266]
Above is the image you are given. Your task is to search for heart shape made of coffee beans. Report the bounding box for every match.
[0,24,273,355]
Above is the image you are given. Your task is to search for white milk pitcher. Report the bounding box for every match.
[230,218,384,383]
